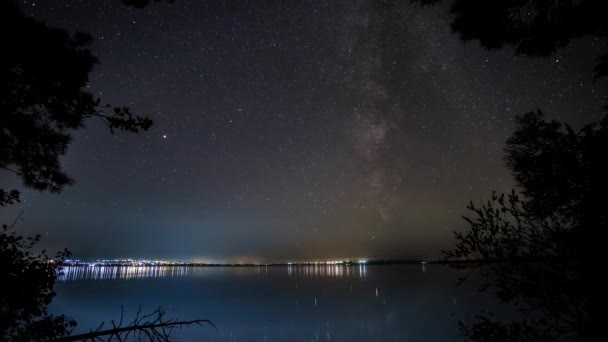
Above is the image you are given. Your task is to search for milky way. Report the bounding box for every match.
[2,0,606,262]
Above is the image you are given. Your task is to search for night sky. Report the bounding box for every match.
[2,0,606,262]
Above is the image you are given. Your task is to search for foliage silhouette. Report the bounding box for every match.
[0,213,75,341]
[0,190,21,207]
[1,1,152,194]
[413,0,608,82]
[444,112,607,341]
[410,1,608,340]
[1,1,208,341]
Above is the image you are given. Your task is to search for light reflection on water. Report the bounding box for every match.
[287,264,367,278]
[58,266,191,281]
[58,264,370,281]
[51,265,498,341]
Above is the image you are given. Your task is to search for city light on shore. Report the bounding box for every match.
[60,258,378,267]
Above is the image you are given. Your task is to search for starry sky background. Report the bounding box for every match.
[2,0,607,262]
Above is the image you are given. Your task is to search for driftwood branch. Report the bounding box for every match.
[53,307,215,342]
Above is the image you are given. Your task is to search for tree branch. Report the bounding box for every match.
[52,307,215,342]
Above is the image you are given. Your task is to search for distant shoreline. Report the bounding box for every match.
[57,259,436,267]
[57,257,568,268]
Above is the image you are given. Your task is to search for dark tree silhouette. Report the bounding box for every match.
[413,0,608,81]
[409,1,608,340]
[1,1,152,194]
[1,211,75,341]
[0,190,20,207]
[1,1,209,341]
[445,112,607,341]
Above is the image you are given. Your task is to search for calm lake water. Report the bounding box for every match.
[51,265,498,341]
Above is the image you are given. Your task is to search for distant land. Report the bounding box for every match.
[56,258,441,267]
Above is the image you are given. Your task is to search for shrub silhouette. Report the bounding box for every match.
[445,112,607,341]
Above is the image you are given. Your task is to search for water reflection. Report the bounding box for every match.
[58,265,192,281]
[52,265,495,341]
[59,264,368,281]
[287,264,367,278]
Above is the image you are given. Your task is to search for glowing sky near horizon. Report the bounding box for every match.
[2,0,606,262]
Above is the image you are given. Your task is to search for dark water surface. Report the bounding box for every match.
[51,265,496,341]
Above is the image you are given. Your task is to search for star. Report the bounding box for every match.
[17,0,600,263]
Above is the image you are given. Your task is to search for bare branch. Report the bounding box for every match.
[3,209,24,232]
[51,307,215,342]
